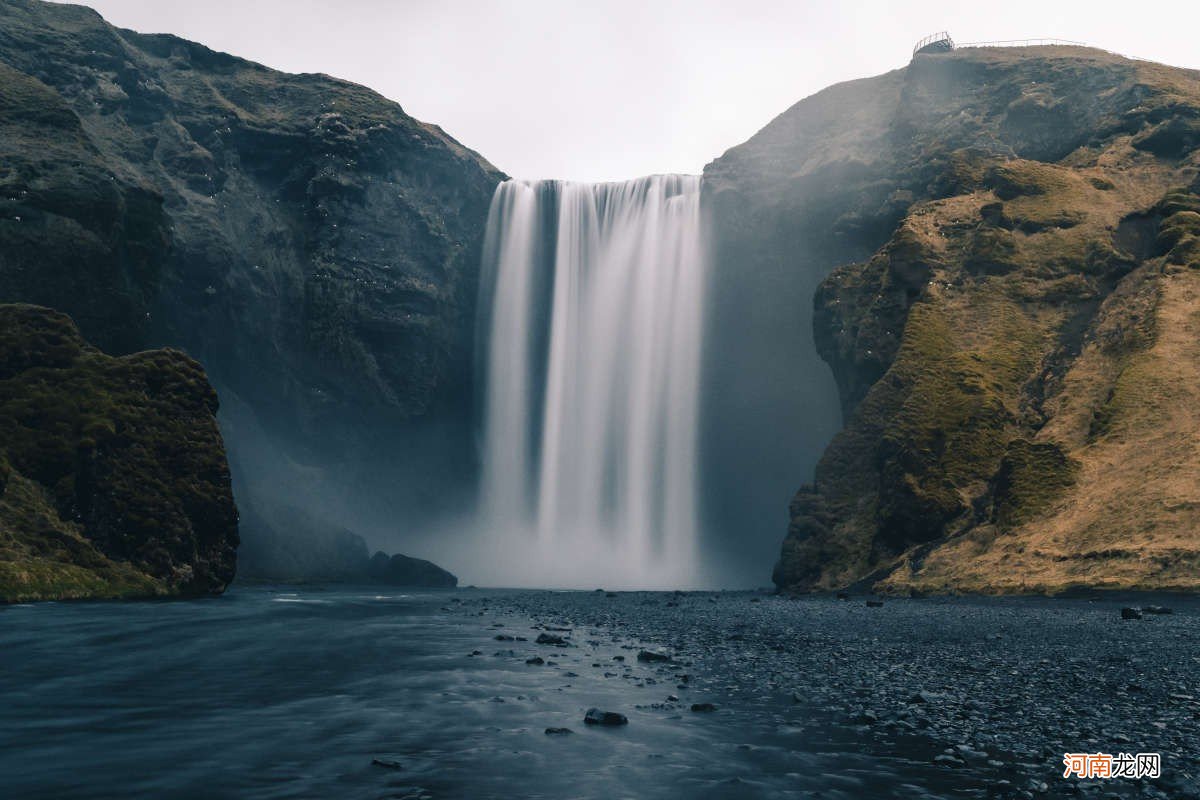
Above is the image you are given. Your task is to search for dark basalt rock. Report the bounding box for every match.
[583,708,628,726]
[0,304,238,601]
[1142,605,1173,615]
[366,550,457,588]
[535,633,567,646]
[1121,607,1143,620]
[0,0,504,574]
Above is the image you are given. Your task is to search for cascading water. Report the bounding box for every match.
[475,175,707,588]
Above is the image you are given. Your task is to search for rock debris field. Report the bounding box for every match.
[446,590,1200,800]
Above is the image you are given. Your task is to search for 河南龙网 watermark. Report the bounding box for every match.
[1063,752,1160,779]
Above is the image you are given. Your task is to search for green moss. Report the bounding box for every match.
[0,304,237,602]
[1131,116,1200,158]
[873,297,1046,546]
[965,227,1020,274]
[991,439,1079,528]
[1157,210,1200,252]
[0,468,165,602]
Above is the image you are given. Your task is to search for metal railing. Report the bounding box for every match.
[912,32,1156,64]
[957,38,1086,49]
[912,31,954,55]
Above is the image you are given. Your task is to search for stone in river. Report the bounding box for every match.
[584,708,628,726]
[637,650,672,663]
[526,656,545,665]
[536,633,567,645]
[1120,607,1143,620]
[866,600,884,607]
[372,757,404,769]
[544,727,573,735]
[691,703,718,713]
[1142,605,1173,615]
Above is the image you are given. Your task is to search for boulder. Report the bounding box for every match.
[583,708,628,726]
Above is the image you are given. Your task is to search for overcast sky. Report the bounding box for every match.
[64,0,1200,182]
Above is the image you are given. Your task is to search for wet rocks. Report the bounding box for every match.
[1121,607,1143,620]
[544,727,573,735]
[583,708,628,726]
[691,703,719,713]
[1142,605,1174,615]
[525,656,545,666]
[536,633,567,645]
[636,650,672,663]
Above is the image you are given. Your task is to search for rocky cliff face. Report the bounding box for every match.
[711,46,1200,593]
[0,0,503,576]
[0,304,237,601]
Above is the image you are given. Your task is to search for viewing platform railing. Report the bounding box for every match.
[957,38,1086,49]
[912,31,953,55]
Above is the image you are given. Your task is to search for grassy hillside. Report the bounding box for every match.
[735,46,1200,593]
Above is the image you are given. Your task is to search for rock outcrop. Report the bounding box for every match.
[367,550,458,588]
[0,304,237,601]
[718,46,1200,593]
[236,497,457,587]
[0,0,504,572]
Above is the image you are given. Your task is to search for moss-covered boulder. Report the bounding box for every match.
[0,304,238,601]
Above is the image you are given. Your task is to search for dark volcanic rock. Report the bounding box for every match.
[366,550,457,588]
[1121,607,1143,620]
[583,708,628,726]
[535,633,567,645]
[0,304,238,601]
[0,0,503,571]
[237,499,373,582]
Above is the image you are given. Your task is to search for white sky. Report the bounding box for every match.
[62,0,1200,182]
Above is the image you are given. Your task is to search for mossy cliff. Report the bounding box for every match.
[0,304,237,601]
[0,0,503,574]
[726,46,1200,593]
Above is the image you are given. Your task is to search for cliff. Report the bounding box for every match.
[0,0,504,575]
[708,46,1200,593]
[0,304,237,601]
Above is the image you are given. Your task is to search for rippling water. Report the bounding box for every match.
[1,587,994,799]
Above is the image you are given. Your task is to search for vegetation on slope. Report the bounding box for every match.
[0,304,238,601]
[764,45,1200,593]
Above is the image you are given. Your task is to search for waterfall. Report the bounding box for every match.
[476,175,707,588]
